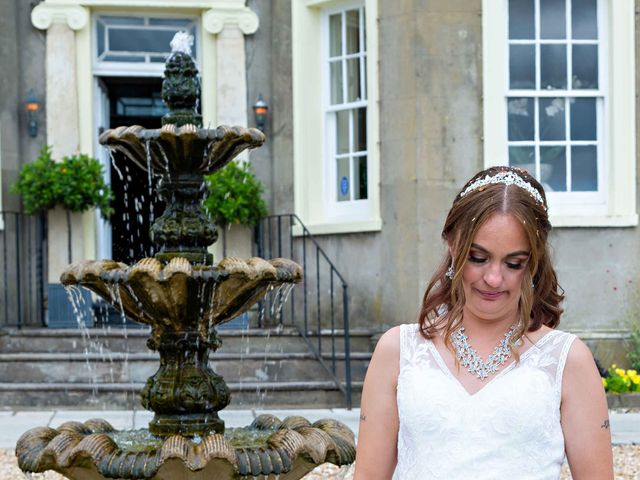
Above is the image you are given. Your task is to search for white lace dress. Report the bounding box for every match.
[394,323,576,480]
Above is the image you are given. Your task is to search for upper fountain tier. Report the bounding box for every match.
[99,39,265,179]
[98,40,265,264]
[100,123,265,178]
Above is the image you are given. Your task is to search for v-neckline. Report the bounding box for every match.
[426,330,558,398]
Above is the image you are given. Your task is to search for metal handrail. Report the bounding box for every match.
[254,214,352,408]
[0,211,46,329]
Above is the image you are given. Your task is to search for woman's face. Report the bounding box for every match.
[460,213,530,324]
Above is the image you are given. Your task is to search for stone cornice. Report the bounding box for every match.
[31,3,89,31]
[203,1,259,35]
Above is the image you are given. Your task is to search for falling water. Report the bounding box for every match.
[64,286,98,399]
[144,139,156,240]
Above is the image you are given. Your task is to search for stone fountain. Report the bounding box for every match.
[15,33,355,480]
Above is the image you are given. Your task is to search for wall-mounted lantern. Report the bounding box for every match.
[24,94,42,138]
[253,94,268,132]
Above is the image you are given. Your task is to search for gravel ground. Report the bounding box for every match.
[2,445,639,479]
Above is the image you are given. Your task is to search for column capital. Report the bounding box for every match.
[31,3,89,31]
[203,1,259,35]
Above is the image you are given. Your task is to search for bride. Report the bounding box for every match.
[354,166,613,479]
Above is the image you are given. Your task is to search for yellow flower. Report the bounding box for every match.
[602,378,607,387]
[615,368,627,377]
[627,369,638,376]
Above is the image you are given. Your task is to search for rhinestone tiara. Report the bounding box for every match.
[458,170,547,210]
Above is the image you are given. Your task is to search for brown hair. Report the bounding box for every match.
[418,166,564,356]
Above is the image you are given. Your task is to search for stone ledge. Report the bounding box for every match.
[607,393,640,410]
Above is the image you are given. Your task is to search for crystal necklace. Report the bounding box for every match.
[452,325,517,380]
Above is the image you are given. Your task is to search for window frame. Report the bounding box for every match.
[292,0,381,235]
[483,0,637,227]
[322,4,370,219]
[92,13,200,77]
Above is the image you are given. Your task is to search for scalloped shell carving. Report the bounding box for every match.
[16,415,355,479]
[60,256,302,333]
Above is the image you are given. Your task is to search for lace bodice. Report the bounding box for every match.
[394,323,576,480]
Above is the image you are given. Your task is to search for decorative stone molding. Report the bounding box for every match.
[203,1,259,35]
[31,3,89,31]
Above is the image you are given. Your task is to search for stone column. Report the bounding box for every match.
[204,0,259,129]
[204,1,259,262]
[31,4,90,306]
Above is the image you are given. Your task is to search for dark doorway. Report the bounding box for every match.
[103,76,167,265]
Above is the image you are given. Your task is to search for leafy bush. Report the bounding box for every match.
[203,161,267,227]
[12,146,113,217]
[602,365,640,394]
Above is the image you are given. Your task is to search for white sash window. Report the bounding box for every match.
[484,0,637,226]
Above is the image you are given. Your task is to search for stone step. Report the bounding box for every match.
[0,352,371,384]
[0,381,363,409]
[0,328,374,354]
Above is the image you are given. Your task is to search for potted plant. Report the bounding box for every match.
[203,160,267,258]
[12,146,113,327]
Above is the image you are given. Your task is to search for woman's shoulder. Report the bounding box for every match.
[529,325,576,345]
[373,324,421,357]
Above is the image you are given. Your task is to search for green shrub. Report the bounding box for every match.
[203,161,267,227]
[12,146,113,217]
[602,365,640,394]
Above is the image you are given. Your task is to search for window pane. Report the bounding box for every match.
[330,14,342,57]
[98,21,106,56]
[102,16,144,25]
[148,18,192,27]
[572,45,598,89]
[109,29,177,53]
[337,157,350,201]
[540,0,566,39]
[509,45,535,89]
[336,110,349,154]
[509,0,535,39]
[508,98,534,141]
[362,56,368,100]
[540,146,567,191]
[539,98,565,140]
[346,10,360,54]
[570,98,596,140]
[354,108,367,152]
[330,61,343,104]
[571,145,598,191]
[508,146,535,171]
[103,55,145,62]
[541,44,567,89]
[354,156,368,200]
[347,58,361,102]
[572,0,597,40]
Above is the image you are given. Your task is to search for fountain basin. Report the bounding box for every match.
[16,415,355,479]
[100,123,265,177]
[61,256,301,334]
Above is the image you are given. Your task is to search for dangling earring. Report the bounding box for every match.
[445,262,455,280]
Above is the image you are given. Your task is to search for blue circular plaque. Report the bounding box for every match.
[340,177,349,196]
